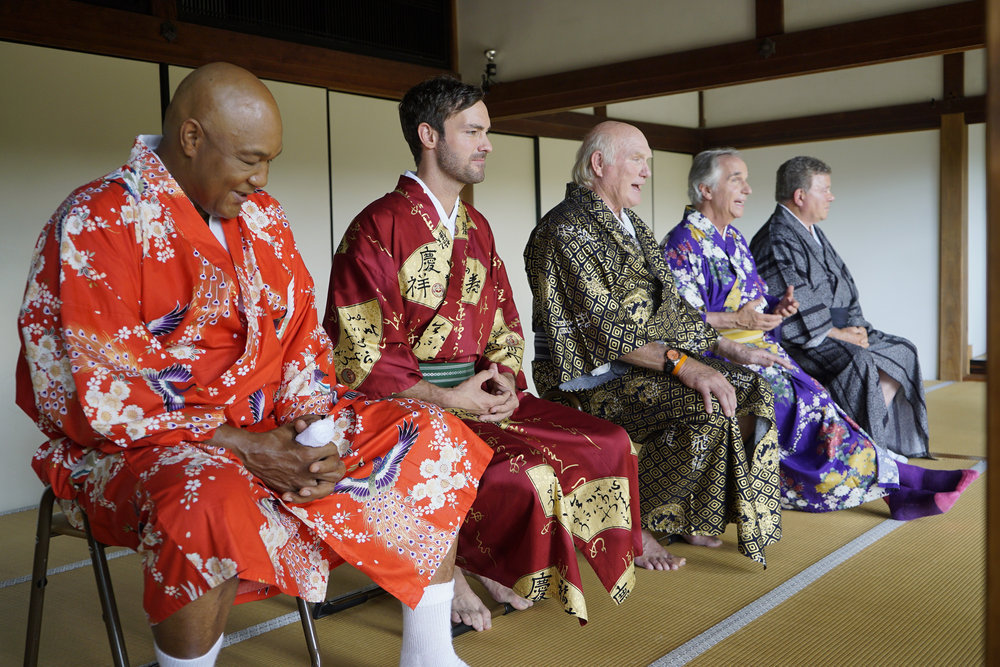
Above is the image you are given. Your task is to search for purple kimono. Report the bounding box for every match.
[662,207,898,512]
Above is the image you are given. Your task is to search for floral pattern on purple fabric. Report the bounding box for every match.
[662,207,898,512]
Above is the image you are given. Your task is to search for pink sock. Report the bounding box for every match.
[955,469,980,494]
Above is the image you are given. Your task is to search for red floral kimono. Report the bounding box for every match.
[326,175,641,623]
[16,137,490,623]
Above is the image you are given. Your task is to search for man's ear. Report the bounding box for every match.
[793,188,806,206]
[417,122,438,151]
[590,151,605,178]
[699,183,712,201]
[178,118,203,158]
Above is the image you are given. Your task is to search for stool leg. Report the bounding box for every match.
[82,513,129,667]
[297,598,321,667]
[23,488,56,667]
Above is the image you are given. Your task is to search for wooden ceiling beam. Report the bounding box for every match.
[490,111,701,154]
[702,96,985,150]
[491,96,985,154]
[0,0,447,99]
[755,0,784,39]
[485,0,984,120]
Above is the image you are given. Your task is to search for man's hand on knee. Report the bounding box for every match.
[674,358,736,417]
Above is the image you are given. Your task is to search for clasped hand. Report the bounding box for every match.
[734,286,798,329]
[734,298,783,330]
[452,363,518,422]
[212,418,346,504]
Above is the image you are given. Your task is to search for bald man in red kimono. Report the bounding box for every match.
[17,63,490,666]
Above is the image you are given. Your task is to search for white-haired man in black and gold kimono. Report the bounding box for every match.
[525,121,791,569]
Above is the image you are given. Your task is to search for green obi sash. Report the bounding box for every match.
[419,361,475,388]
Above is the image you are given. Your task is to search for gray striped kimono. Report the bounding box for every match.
[749,205,929,458]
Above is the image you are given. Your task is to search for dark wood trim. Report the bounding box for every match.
[491,96,985,154]
[944,52,966,100]
[449,0,459,73]
[937,113,969,381]
[0,0,448,99]
[755,0,784,38]
[149,0,177,21]
[701,96,985,150]
[985,0,999,656]
[490,112,701,154]
[485,1,984,119]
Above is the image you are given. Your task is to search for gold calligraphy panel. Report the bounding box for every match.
[412,314,453,361]
[482,308,524,375]
[332,298,383,388]
[398,242,448,309]
[512,565,587,616]
[525,465,632,543]
[460,257,487,305]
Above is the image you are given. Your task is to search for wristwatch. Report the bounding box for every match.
[663,348,688,376]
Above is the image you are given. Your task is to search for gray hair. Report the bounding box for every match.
[688,148,742,205]
[572,127,619,188]
[775,156,831,202]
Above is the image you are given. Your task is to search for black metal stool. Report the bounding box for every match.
[23,486,322,666]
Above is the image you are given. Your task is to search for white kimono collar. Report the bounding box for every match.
[404,170,459,238]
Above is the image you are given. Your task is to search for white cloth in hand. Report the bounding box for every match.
[295,416,349,455]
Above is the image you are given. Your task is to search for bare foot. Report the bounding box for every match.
[470,572,534,611]
[634,529,686,570]
[451,571,493,631]
[680,534,722,548]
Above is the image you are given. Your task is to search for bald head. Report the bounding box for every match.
[162,62,280,143]
[157,62,283,220]
[573,121,651,215]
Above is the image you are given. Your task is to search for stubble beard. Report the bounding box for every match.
[438,140,486,186]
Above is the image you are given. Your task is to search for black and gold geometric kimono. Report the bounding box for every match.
[524,183,781,566]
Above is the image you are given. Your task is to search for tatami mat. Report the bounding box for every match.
[686,472,985,666]
[0,382,985,665]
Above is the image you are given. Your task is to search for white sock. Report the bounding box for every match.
[154,633,224,666]
[399,580,467,667]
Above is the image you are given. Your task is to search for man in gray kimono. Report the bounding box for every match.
[749,156,929,458]
[525,121,789,569]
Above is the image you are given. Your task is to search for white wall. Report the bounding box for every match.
[0,44,162,512]
[738,132,941,378]
[651,151,694,240]
[538,137,580,217]
[968,123,987,357]
[609,95,701,128]
[328,92,414,253]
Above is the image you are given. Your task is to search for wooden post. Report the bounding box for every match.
[986,0,1000,655]
[938,112,969,380]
